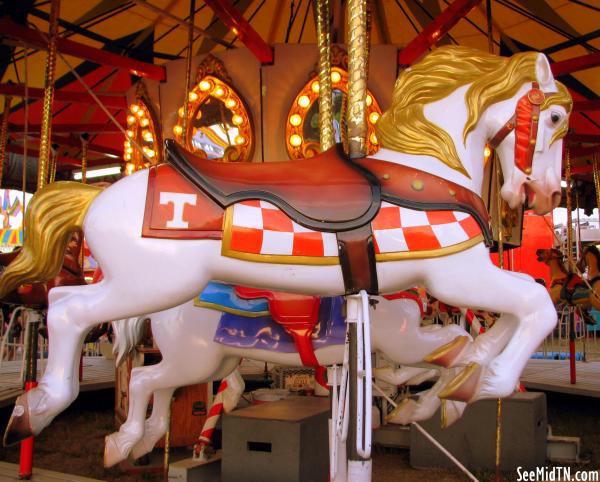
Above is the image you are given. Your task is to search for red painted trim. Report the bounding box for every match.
[204,0,273,64]
[0,83,127,109]
[10,123,124,134]
[551,52,600,76]
[573,100,600,112]
[0,18,166,81]
[397,0,483,67]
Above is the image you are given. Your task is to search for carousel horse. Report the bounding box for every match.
[1,46,571,446]
[536,248,600,309]
[105,288,466,467]
[578,245,600,307]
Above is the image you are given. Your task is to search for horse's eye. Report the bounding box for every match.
[551,112,561,124]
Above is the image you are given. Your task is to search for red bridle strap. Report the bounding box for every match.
[488,82,545,175]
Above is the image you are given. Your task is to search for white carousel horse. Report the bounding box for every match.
[105,294,465,467]
[1,46,571,446]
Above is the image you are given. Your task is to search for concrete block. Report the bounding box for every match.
[168,454,221,482]
[410,392,547,471]
[222,397,330,482]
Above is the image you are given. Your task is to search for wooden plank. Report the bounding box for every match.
[0,461,104,481]
[0,356,114,408]
[521,360,600,398]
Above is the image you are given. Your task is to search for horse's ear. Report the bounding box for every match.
[535,54,556,91]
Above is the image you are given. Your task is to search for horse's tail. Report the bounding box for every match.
[111,316,147,366]
[0,181,102,298]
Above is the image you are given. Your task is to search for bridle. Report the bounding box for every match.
[488,82,546,175]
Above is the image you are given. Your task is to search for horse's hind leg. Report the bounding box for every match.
[123,387,175,462]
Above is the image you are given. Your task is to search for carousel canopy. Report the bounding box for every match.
[0,1,598,203]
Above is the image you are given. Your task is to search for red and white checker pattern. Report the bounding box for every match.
[227,200,338,257]
[372,201,482,255]
[224,200,481,262]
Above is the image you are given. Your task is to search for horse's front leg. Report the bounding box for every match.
[4,285,104,445]
[424,245,557,401]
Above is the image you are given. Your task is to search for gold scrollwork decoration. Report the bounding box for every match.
[285,65,382,160]
[173,55,253,162]
[123,83,162,175]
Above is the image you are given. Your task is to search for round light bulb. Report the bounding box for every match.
[136,108,144,117]
[369,112,380,124]
[311,81,320,93]
[130,104,140,113]
[331,71,341,83]
[234,135,245,145]
[290,134,302,147]
[140,118,150,127]
[226,99,237,108]
[189,91,199,102]
[289,114,302,127]
[173,125,183,135]
[126,130,134,138]
[366,95,373,106]
[298,95,310,108]
[213,87,225,97]
[199,80,211,91]
[369,133,378,145]
[127,115,136,125]
[232,115,244,126]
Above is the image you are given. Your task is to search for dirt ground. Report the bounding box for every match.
[0,389,599,481]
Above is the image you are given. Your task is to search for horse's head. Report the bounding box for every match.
[536,248,563,266]
[486,54,572,215]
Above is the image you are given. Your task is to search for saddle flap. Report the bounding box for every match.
[165,140,381,232]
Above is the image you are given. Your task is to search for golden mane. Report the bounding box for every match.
[375,46,570,177]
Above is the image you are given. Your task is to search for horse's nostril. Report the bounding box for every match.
[552,191,562,208]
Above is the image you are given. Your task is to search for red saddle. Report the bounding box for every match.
[234,286,328,389]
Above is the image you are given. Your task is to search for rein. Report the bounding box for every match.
[488,82,545,175]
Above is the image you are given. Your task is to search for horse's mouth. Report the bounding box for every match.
[524,184,536,210]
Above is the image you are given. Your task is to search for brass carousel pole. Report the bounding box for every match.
[494,155,504,482]
[565,148,577,385]
[181,0,196,147]
[346,0,370,480]
[316,0,334,151]
[37,0,60,191]
[593,153,600,214]
[0,95,13,188]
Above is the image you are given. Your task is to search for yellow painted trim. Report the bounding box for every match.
[221,205,340,266]
[375,235,484,262]
[193,299,270,318]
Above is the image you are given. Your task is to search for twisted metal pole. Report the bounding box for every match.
[37,0,60,191]
[181,0,196,147]
[0,96,12,188]
[315,0,334,151]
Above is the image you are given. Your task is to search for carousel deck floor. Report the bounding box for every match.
[520,358,600,397]
[0,356,114,409]
[0,461,104,481]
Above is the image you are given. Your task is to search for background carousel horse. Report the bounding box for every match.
[104,290,468,467]
[0,231,108,345]
[578,245,600,308]
[0,45,571,446]
[536,248,600,311]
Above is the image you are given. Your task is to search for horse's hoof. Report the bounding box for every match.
[130,438,153,460]
[385,398,416,425]
[438,362,483,403]
[3,395,33,446]
[424,335,470,368]
[104,434,127,468]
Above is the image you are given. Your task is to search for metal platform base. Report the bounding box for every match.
[521,359,600,397]
[0,461,103,482]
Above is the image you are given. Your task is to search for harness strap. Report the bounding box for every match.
[488,82,545,175]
